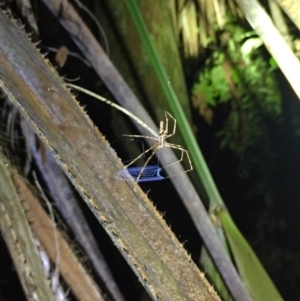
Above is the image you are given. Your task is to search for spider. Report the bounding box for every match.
[121,111,193,182]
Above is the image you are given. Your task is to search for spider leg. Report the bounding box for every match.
[164,142,183,149]
[163,147,184,168]
[164,111,169,134]
[163,145,193,177]
[123,143,158,169]
[164,111,176,138]
[135,148,157,182]
[181,149,193,173]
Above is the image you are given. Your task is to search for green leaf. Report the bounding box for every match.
[217,209,284,301]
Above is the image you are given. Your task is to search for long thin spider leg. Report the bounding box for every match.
[163,147,193,178]
[136,149,157,182]
[181,149,193,173]
[165,111,176,137]
[164,142,183,149]
[163,147,184,168]
[164,111,169,134]
[122,134,158,141]
[123,143,158,169]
